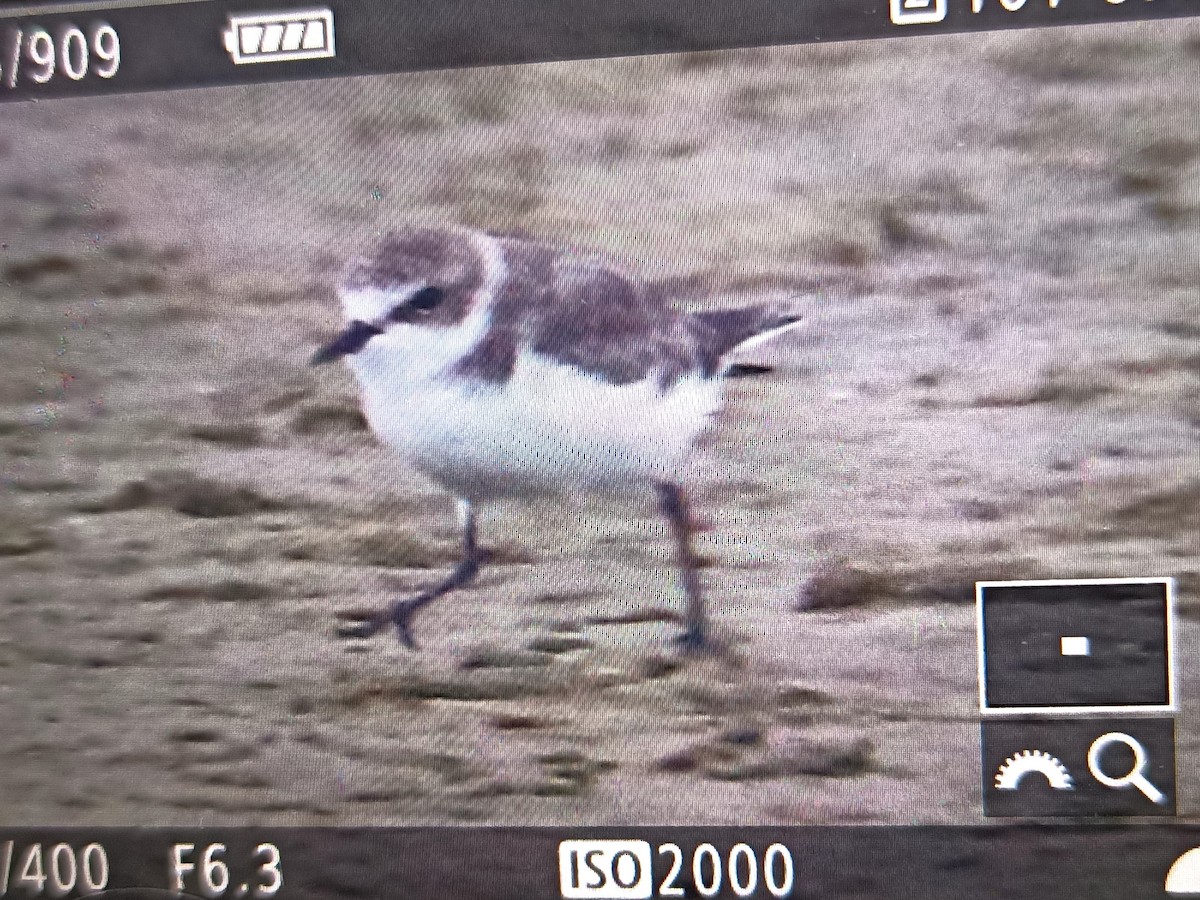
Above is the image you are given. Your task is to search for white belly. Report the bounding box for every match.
[350,341,723,500]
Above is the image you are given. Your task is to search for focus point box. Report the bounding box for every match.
[977,578,1175,715]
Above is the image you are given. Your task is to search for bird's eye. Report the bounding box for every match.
[408,286,444,312]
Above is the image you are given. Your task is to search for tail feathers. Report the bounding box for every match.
[729,312,804,354]
[725,363,775,378]
[690,305,803,376]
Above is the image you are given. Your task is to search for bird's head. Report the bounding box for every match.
[311,226,490,365]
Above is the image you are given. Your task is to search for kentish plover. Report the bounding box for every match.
[312,225,802,651]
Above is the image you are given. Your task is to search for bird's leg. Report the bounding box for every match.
[336,500,487,648]
[656,482,708,652]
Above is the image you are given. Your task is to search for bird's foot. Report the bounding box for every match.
[389,597,424,649]
[335,597,424,647]
[672,623,710,655]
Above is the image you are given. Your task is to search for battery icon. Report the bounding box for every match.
[222,8,335,64]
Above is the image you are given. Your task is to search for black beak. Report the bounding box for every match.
[310,320,384,365]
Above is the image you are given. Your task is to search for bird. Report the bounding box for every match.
[311,224,802,652]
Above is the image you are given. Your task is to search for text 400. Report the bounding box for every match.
[0,842,109,898]
[660,843,794,898]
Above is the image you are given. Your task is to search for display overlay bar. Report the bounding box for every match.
[1,0,1199,103]
[0,826,1199,898]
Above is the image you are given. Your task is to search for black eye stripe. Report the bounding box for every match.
[409,286,445,311]
[387,286,445,323]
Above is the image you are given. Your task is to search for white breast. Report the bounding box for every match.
[349,335,722,501]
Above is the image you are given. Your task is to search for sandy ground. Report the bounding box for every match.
[1,20,1199,827]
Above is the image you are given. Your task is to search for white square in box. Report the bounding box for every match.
[1060,635,1090,656]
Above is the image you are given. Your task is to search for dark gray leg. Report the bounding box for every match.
[656,482,708,651]
[337,500,486,648]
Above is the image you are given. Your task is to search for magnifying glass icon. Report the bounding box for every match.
[1087,732,1166,805]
